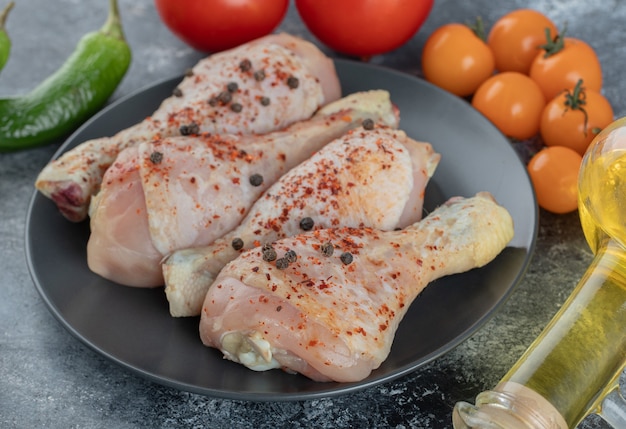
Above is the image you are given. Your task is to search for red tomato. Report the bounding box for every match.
[527,146,582,214]
[295,0,434,58]
[529,35,603,101]
[154,0,289,52]
[487,9,558,74]
[471,72,545,140]
[421,23,495,97]
[541,80,614,155]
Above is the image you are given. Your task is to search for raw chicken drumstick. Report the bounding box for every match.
[163,126,440,317]
[199,193,514,383]
[87,90,399,287]
[35,33,341,222]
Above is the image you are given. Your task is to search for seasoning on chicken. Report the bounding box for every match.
[35,33,341,223]
[87,90,399,288]
[199,193,514,382]
[163,127,440,317]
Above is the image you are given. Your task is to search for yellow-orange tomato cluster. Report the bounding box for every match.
[421,8,614,214]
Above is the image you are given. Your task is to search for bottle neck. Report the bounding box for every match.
[453,381,567,429]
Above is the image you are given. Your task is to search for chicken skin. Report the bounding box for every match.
[87,91,399,287]
[163,126,440,317]
[35,33,341,222]
[199,193,514,382]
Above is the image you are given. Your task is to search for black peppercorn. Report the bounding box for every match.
[218,91,232,104]
[172,87,183,97]
[149,151,163,164]
[231,238,244,251]
[321,242,334,257]
[362,118,375,130]
[254,69,266,81]
[260,96,270,106]
[180,122,200,136]
[227,82,239,93]
[249,173,263,186]
[287,75,299,89]
[299,217,314,231]
[239,59,252,72]
[262,244,277,262]
[275,258,289,270]
[230,103,243,113]
[284,249,297,263]
[340,252,353,265]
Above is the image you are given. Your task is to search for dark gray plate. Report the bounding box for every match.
[26,60,537,401]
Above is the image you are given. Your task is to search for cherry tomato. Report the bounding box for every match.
[295,0,433,58]
[421,23,495,97]
[529,35,603,101]
[487,9,558,74]
[541,80,614,155]
[471,72,545,140]
[154,0,289,52]
[527,146,582,214]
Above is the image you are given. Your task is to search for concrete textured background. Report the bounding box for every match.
[1,0,625,428]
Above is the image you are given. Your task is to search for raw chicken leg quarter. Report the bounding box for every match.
[87,90,399,287]
[35,33,341,222]
[163,126,440,317]
[199,193,514,383]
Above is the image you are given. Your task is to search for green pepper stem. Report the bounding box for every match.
[0,2,14,30]
[102,0,125,41]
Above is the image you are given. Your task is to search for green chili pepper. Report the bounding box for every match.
[0,2,14,73]
[0,0,131,152]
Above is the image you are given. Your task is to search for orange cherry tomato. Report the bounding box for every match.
[541,80,614,155]
[529,35,603,101]
[421,23,495,97]
[471,72,545,140]
[527,146,582,214]
[487,9,558,74]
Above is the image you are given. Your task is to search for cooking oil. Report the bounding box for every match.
[453,118,626,428]
[500,240,626,426]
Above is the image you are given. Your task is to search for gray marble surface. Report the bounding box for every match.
[1,0,624,428]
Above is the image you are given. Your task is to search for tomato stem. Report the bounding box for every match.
[467,16,487,41]
[540,25,566,58]
[564,79,589,136]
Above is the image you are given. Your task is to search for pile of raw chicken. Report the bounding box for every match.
[35,34,514,383]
